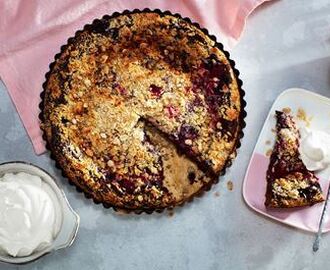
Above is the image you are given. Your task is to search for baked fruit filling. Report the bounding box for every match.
[265,111,324,208]
[41,12,243,210]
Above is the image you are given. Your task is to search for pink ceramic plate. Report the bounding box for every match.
[243,88,330,233]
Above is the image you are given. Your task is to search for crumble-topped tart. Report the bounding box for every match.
[40,11,244,211]
[265,111,324,208]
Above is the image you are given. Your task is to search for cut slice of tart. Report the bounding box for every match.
[265,111,324,208]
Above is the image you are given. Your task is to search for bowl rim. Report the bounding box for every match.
[0,161,80,265]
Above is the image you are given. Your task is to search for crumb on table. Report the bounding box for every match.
[214,191,220,197]
[265,140,271,145]
[115,210,128,216]
[227,180,233,191]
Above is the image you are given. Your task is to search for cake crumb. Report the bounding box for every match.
[214,191,220,197]
[107,160,114,167]
[168,210,174,217]
[85,149,94,157]
[227,180,233,191]
[100,133,107,139]
[271,128,276,133]
[282,107,291,114]
[296,108,312,127]
[265,149,272,157]
[265,140,271,145]
[184,139,192,145]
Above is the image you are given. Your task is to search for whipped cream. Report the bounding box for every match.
[0,172,62,257]
[299,127,330,171]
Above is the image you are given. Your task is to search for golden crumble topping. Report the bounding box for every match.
[41,12,243,210]
[273,174,310,199]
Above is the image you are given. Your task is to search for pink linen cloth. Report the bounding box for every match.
[0,0,269,155]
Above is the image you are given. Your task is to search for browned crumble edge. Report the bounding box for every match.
[39,9,246,214]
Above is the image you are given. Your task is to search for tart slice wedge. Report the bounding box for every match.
[265,111,324,208]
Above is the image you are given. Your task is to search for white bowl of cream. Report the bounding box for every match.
[0,162,79,265]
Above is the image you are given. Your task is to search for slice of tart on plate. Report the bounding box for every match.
[243,88,330,232]
[265,110,324,208]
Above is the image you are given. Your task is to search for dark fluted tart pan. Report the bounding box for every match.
[39,8,246,214]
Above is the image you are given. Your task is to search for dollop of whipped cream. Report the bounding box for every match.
[299,127,330,171]
[0,172,62,257]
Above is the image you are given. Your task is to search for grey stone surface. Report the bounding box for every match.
[1,0,330,269]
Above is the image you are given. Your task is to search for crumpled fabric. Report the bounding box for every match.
[0,0,270,155]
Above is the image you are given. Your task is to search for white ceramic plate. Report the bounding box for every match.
[243,88,330,233]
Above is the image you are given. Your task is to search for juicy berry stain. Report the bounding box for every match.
[114,83,128,95]
[179,124,198,141]
[189,55,235,130]
[149,84,164,97]
[120,179,136,194]
[188,171,196,184]
[165,105,179,118]
[190,55,231,95]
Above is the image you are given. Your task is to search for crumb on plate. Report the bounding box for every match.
[296,107,312,127]
[266,149,272,157]
[282,107,291,114]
